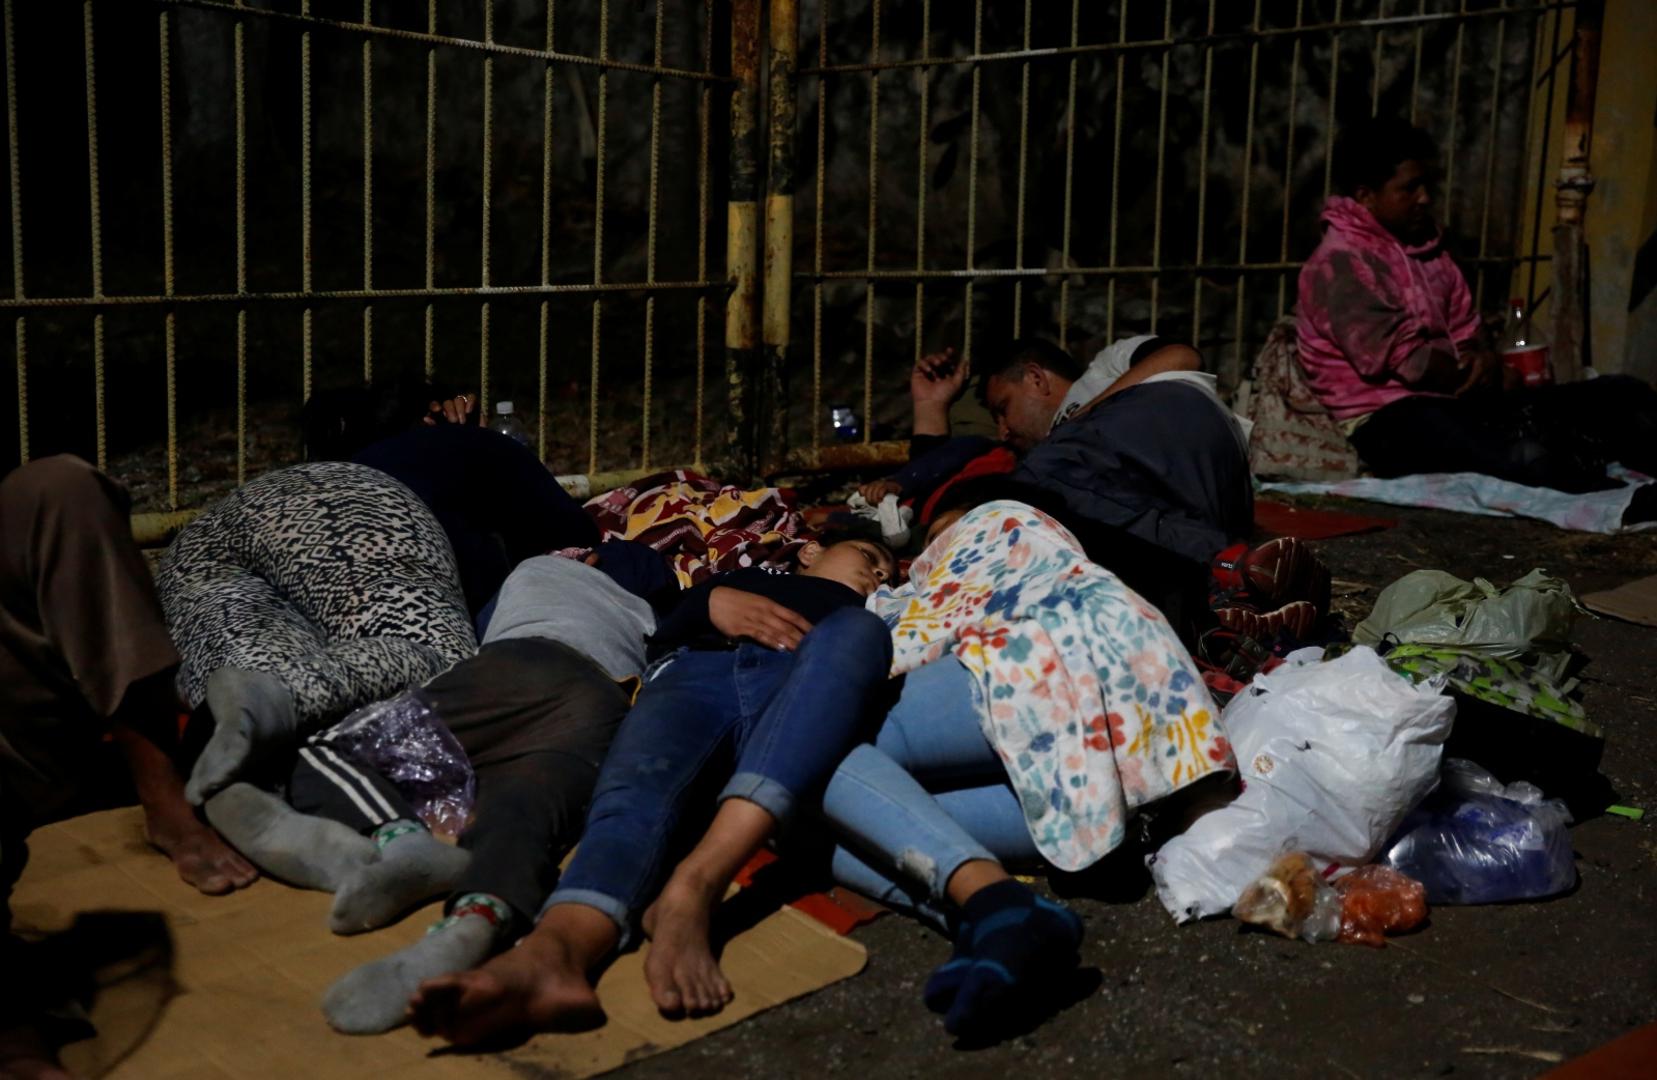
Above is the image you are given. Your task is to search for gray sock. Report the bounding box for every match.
[321,898,509,1034]
[187,667,299,805]
[328,821,471,935]
[203,783,378,892]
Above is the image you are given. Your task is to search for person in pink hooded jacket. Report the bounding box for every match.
[1296,117,1657,511]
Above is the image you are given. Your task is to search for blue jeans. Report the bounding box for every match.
[822,656,1038,927]
[547,606,891,941]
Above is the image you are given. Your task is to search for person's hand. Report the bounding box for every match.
[707,587,814,651]
[858,479,902,504]
[910,347,969,406]
[1453,351,1500,397]
[423,392,480,425]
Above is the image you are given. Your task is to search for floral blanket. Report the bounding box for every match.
[582,470,808,587]
[869,501,1234,871]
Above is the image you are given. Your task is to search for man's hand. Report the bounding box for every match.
[1453,350,1501,397]
[858,479,902,504]
[911,348,969,406]
[707,587,814,651]
[423,393,480,426]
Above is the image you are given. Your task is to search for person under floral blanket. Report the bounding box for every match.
[820,497,1236,1035]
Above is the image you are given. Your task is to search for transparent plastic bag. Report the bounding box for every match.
[1334,865,1427,946]
[1379,758,1575,904]
[1232,852,1343,943]
[325,689,475,840]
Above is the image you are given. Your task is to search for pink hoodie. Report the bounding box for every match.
[1294,196,1482,421]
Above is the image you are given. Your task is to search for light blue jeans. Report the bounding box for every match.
[821,656,1040,927]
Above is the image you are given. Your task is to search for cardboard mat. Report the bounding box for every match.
[12,808,867,1079]
[1581,574,1657,628]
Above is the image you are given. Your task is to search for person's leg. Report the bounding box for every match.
[1518,373,1657,477]
[820,656,1083,1035]
[644,609,893,1017]
[410,651,736,1046]
[0,456,254,895]
[324,641,630,1034]
[1349,394,1617,492]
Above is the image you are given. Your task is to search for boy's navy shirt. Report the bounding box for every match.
[647,565,866,658]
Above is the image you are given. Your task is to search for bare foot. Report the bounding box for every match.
[409,931,604,1047]
[641,874,731,1018]
[145,808,259,896]
[0,1022,72,1080]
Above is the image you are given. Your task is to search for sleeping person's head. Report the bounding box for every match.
[921,476,1074,551]
[977,338,1085,452]
[796,535,895,597]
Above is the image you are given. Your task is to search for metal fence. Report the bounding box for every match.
[782,0,1583,470]
[0,0,1595,530]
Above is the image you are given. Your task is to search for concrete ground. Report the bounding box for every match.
[618,501,1657,1080]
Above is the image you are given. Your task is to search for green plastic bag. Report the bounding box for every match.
[1352,569,1582,683]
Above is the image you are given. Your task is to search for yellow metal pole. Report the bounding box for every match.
[764,0,797,468]
[423,0,437,381]
[726,0,761,475]
[1149,0,1171,333]
[963,0,983,364]
[1277,0,1304,318]
[1010,0,1031,338]
[1056,0,1079,349]
[1552,0,1603,381]
[1230,0,1262,393]
[1190,0,1215,352]
[811,0,827,451]
[695,0,712,466]
[1106,0,1128,341]
[913,0,930,367]
[300,0,313,401]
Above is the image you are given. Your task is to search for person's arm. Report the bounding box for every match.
[1314,250,1463,391]
[910,347,969,438]
[1072,340,1202,416]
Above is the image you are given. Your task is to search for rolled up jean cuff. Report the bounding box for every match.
[719,771,796,825]
[539,887,635,949]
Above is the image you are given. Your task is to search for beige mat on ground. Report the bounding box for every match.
[12,808,867,1079]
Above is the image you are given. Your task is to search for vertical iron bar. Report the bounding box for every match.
[1106,0,1128,341]
[1191,0,1215,351]
[862,0,880,445]
[480,0,493,416]
[642,0,666,468]
[1149,0,1171,334]
[1323,0,1342,200]
[1444,0,1467,229]
[1552,0,1604,380]
[589,0,610,475]
[811,0,827,450]
[695,0,711,465]
[423,0,437,380]
[1010,0,1031,338]
[234,1,247,481]
[4,0,24,464]
[537,1,555,461]
[361,0,373,383]
[83,0,105,470]
[1526,4,1562,306]
[1278,0,1304,318]
[300,0,312,401]
[912,0,929,369]
[1474,5,1508,310]
[160,10,178,509]
[1371,0,1386,117]
[1056,0,1079,349]
[962,0,982,365]
[1230,0,1261,392]
[1409,0,1425,125]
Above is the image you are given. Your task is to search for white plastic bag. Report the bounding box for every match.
[1149,646,1455,923]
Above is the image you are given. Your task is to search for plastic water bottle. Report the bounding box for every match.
[487,400,531,447]
[830,403,861,441]
[1498,298,1552,387]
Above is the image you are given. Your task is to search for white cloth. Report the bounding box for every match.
[1052,335,1255,455]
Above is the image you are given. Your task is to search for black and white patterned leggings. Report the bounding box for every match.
[158,462,478,729]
